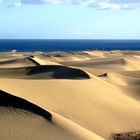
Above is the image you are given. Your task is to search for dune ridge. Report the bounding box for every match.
[0,65,90,79]
[0,89,104,140]
[0,90,52,121]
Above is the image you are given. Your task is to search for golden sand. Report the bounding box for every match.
[0,51,140,140]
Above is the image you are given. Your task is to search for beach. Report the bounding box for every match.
[0,50,140,140]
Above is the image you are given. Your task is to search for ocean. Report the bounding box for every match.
[0,39,140,52]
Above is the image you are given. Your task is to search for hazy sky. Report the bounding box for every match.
[0,0,140,39]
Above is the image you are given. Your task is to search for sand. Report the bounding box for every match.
[0,50,140,140]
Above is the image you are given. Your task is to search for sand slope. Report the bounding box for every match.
[0,90,103,140]
[0,51,139,140]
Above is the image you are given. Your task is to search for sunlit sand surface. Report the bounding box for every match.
[0,50,140,140]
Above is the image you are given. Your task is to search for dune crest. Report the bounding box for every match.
[0,65,90,79]
[0,90,52,121]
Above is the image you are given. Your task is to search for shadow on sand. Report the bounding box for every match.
[0,90,52,121]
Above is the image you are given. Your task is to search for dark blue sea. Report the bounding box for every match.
[0,40,140,52]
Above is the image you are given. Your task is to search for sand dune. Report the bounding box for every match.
[0,90,52,121]
[1,78,140,139]
[0,57,39,68]
[108,71,140,85]
[0,65,90,79]
[0,90,104,140]
[60,57,138,71]
[0,51,139,140]
[0,107,102,140]
[104,71,140,101]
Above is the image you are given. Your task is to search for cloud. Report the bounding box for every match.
[14,1,22,7]
[20,0,70,5]
[20,0,47,4]
[88,2,122,10]
[3,0,140,10]
[109,0,140,3]
[87,0,140,10]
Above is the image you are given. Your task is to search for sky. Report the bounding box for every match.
[0,0,140,39]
